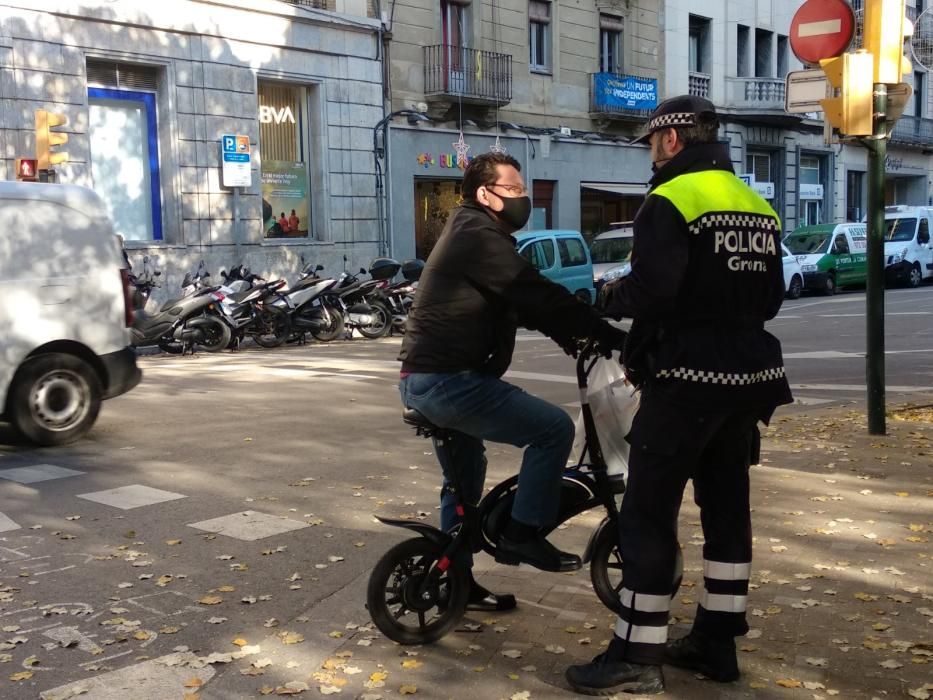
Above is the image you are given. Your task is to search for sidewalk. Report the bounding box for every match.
[44,399,928,700]
[303,398,932,700]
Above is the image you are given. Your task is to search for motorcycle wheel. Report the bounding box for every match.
[196,317,232,352]
[357,301,392,339]
[367,537,468,645]
[310,303,345,342]
[589,526,684,614]
[251,306,291,348]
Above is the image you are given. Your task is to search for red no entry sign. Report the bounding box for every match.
[790,0,855,65]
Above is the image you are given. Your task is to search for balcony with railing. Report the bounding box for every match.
[589,73,656,121]
[889,115,933,148]
[423,45,512,106]
[688,72,711,98]
[724,77,786,111]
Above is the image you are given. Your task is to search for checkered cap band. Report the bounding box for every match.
[656,366,786,386]
[646,111,697,133]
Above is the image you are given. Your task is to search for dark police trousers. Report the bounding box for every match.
[613,385,761,665]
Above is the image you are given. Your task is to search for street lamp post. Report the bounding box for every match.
[372,110,430,259]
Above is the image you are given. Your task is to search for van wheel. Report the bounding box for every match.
[787,274,803,299]
[823,273,836,296]
[574,289,592,304]
[7,353,102,446]
[907,263,922,288]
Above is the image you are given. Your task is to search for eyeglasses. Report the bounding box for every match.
[487,182,527,196]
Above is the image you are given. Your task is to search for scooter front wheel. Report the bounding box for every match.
[367,537,469,645]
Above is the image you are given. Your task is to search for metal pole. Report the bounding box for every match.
[865,83,887,435]
[385,123,395,258]
[233,186,241,262]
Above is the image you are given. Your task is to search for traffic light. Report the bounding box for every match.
[35,109,69,171]
[820,51,874,136]
[863,0,913,84]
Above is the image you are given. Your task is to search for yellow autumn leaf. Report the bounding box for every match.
[280,632,304,645]
[401,659,422,669]
[160,626,181,634]
[199,595,223,605]
[232,638,249,647]
[854,592,879,602]
[776,678,802,688]
[895,492,909,497]
[166,539,182,545]
[184,677,204,688]
[906,536,929,543]
[217,585,236,593]
[507,673,520,680]
[328,630,343,638]
[400,685,418,695]
[9,671,33,681]
[369,672,388,682]
[908,524,925,532]
[133,630,151,641]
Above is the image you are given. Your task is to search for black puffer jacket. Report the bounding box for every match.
[400,202,609,377]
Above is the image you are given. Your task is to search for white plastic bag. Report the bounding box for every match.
[571,357,640,479]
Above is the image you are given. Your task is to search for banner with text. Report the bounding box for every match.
[593,74,658,111]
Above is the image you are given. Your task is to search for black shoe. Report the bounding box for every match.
[566,653,665,696]
[495,533,582,572]
[664,631,739,682]
[466,581,517,612]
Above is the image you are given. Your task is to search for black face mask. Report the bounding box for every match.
[494,195,531,230]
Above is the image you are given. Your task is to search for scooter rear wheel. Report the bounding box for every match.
[367,537,468,645]
[590,525,684,614]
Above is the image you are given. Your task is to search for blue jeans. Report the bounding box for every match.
[399,371,575,538]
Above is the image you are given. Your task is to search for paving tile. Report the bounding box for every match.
[0,464,85,483]
[77,484,187,510]
[0,511,20,532]
[187,509,309,541]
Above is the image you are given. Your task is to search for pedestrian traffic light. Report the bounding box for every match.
[14,158,38,181]
[863,0,913,84]
[820,51,874,137]
[35,109,69,171]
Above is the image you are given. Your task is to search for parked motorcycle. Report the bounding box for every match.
[266,260,345,343]
[129,260,230,354]
[374,258,422,334]
[320,258,393,340]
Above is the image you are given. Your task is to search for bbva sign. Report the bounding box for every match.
[259,105,295,124]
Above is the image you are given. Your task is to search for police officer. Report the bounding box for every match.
[565,95,793,695]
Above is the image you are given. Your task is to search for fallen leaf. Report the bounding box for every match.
[879,659,904,669]
[400,685,418,695]
[280,632,304,645]
[166,539,182,546]
[232,638,249,647]
[805,657,827,667]
[198,595,223,606]
[401,659,422,669]
[133,630,151,641]
[184,677,204,688]
[545,645,565,654]
[776,678,802,688]
[9,671,33,681]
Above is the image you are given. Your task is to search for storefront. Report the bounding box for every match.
[385,125,651,261]
[1,2,383,305]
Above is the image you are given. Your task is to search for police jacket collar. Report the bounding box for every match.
[648,142,733,191]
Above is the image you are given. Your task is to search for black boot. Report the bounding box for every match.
[495,532,581,572]
[566,645,664,696]
[664,630,739,682]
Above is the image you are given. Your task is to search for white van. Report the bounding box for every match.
[589,224,634,292]
[882,205,933,287]
[0,181,141,445]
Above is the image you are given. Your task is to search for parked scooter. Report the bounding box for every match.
[373,258,422,334]
[266,259,345,343]
[129,260,230,354]
[320,257,392,339]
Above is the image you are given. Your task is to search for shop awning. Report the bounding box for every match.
[580,181,648,196]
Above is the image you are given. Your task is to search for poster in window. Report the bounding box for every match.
[261,161,310,238]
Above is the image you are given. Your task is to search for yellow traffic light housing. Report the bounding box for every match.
[820,51,875,137]
[35,109,69,171]
[863,0,913,84]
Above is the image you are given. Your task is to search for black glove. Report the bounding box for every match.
[591,321,628,359]
[595,280,623,317]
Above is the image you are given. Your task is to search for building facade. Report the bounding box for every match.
[0,0,384,295]
[382,0,664,261]
[382,0,933,263]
